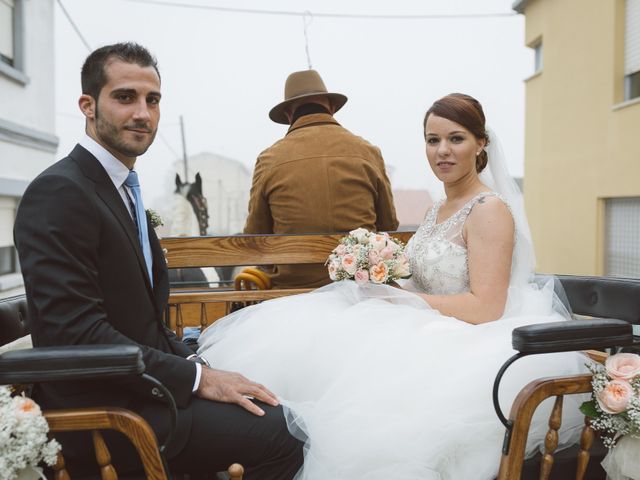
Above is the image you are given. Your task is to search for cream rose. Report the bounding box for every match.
[350,228,370,243]
[393,255,411,278]
[354,269,370,285]
[328,260,340,280]
[335,244,347,256]
[596,380,634,414]
[368,249,381,265]
[370,262,389,284]
[370,234,388,251]
[13,396,42,420]
[341,254,358,275]
[605,353,640,381]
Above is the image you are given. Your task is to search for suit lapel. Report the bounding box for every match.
[149,226,169,314]
[69,144,154,297]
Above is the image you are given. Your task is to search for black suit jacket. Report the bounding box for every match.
[14,144,196,457]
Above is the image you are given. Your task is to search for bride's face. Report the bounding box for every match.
[424,115,484,183]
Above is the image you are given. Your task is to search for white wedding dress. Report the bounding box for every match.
[198,191,588,480]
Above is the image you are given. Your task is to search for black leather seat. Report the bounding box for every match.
[0,294,29,345]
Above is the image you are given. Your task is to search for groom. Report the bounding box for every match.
[13,42,303,478]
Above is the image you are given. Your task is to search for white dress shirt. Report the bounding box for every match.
[79,136,202,392]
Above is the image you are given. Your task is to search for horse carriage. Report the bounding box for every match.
[1,231,638,479]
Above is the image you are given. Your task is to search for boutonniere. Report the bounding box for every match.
[146,209,164,229]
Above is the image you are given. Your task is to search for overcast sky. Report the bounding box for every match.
[54,0,533,208]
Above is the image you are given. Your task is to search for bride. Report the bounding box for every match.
[198,93,587,479]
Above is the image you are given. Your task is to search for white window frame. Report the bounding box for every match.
[604,197,640,278]
[625,0,640,100]
[533,41,543,73]
[0,0,27,85]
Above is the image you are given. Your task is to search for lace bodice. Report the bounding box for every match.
[406,192,506,295]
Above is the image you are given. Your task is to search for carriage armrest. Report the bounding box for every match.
[0,345,144,385]
[512,319,633,354]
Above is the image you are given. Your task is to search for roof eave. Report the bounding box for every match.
[512,0,529,13]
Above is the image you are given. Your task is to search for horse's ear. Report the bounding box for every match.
[175,173,182,190]
[195,172,202,187]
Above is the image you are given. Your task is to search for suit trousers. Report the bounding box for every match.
[57,399,303,480]
[168,399,304,479]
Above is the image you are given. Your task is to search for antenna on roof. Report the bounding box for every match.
[303,10,314,69]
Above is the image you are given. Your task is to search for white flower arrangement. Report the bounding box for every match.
[326,228,411,285]
[0,385,61,480]
[580,353,640,448]
[146,208,164,229]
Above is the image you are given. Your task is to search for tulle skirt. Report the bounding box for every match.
[198,281,588,479]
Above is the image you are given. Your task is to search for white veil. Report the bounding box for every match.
[479,129,536,288]
[479,129,572,320]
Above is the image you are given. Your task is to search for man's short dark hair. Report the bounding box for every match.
[81,42,160,101]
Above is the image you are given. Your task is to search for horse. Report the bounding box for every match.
[174,172,209,236]
[171,173,237,287]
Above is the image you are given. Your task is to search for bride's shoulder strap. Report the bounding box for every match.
[464,191,514,224]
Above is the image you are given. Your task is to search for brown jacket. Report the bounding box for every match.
[244,113,398,288]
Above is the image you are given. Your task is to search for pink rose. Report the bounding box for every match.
[388,240,401,252]
[605,353,640,381]
[370,262,389,284]
[335,244,347,256]
[379,245,395,260]
[596,380,634,414]
[368,249,381,265]
[341,254,358,275]
[354,269,369,285]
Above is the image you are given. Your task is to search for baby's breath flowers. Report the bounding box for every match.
[0,386,61,480]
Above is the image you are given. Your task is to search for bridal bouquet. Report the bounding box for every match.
[580,353,640,448]
[326,228,411,285]
[0,386,60,480]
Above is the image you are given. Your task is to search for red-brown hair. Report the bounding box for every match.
[423,93,490,173]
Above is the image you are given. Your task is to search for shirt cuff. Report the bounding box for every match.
[192,362,202,392]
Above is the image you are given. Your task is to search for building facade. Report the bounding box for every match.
[514,0,640,277]
[0,0,58,292]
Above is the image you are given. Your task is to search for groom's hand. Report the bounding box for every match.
[196,367,279,416]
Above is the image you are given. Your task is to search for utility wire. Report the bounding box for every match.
[126,0,517,20]
[56,0,92,51]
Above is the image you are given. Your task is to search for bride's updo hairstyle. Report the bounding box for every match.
[423,93,490,173]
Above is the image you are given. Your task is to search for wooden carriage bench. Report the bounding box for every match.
[160,231,415,337]
[160,232,640,480]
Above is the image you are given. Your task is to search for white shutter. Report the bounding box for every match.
[0,0,14,61]
[626,0,640,75]
[605,197,640,278]
[0,197,16,247]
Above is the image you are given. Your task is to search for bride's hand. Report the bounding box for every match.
[196,367,279,416]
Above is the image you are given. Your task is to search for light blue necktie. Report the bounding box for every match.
[124,170,153,286]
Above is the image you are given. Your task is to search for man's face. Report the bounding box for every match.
[81,59,161,166]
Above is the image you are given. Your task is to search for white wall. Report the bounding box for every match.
[0,0,56,136]
[0,0,56,291]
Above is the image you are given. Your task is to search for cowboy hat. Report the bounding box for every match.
[269,69,348,124]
